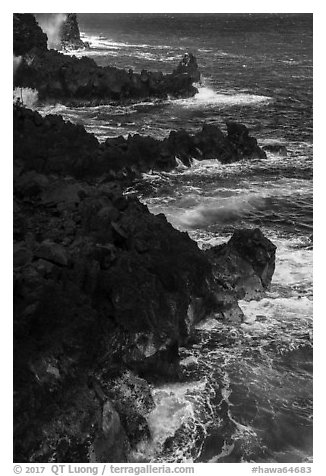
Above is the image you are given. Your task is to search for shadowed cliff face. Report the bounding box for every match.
[13,104,276,462]
[13,13,48,55]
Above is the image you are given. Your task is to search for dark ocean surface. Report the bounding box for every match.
[37,14,313,463]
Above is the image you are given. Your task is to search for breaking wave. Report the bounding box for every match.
[176,85,272,108]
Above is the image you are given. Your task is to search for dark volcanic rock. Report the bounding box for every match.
[226,122,267,161]
[92,398,130,462]
[99,371,155,448]
[262,143,288,156]
[14,106,266,185]
[174,52,201,83]
[13,170,223,461]
[13,13,48,56]
[13,133,221,461]
[60,13,89,51]
[13,13,200,103]
[13,105,102,179]
[14,47,199,103]
[13,103,276,462]
[206,228,277,300]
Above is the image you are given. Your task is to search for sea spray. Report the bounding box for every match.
[35,13,67,49]
[13,87,39,108]
[13,56,22,77]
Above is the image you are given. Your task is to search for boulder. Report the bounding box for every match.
[13,242,33,267]
[100,371,155,448]
[206,228,276,300]
[166,129,199,166]
[174,52,201,83]
[92,399,130,462]
[226,122,267,160]
[262,143,288,156]
[35,240,69,266]
[194,123,232,162]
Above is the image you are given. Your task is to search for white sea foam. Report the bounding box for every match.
[13,87,39,108]
[180,355,199,367]
[273,242,312,288]
[146,380,206,449]
[36,104,68,116]
[175,85,272,108]
[195,316,222,331]
[81,34,173,51]
[174,193,263,228]
[145,168,312,233]
[239,296,313,335]
[65,34,177,61]
[208,370,258,463]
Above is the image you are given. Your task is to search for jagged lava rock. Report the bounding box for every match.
[205,228,276,300]
[14,106,267,182]
[226,122,267,160]
[13,173,224,461]
[13,105,102,179]
[13,104,276,462]
[97,370,155,449]
[13,14,200,103]
[262,143,288,156]
[13,13,48,56]
[174,52,201,83]
[14,47,199,103]
[92,399,130,463]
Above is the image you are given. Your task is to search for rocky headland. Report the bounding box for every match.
[13,12,276,464]
[13,13,200,104]
[14,105,266,184]
[14,103,276,462]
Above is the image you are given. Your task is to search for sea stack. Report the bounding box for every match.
[60,13,89,50]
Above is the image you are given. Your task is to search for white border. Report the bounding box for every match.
[3,2,323,474]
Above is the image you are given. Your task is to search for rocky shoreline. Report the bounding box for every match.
[13,13,276,463]
[14,105,266,182]
[13,14,200,104]
[14,102,276,462]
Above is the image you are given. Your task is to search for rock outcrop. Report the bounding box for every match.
[13,172,211,460]
[226,122,267,161]
[14,48,199,104]
[13,14,200,103]
[174,52,200,83]
[60,13,89,50]
[205,228,276,301]
[13,103,276,462]
[262,143,288,156]
[13,105,266,185]
[13,13,48,56]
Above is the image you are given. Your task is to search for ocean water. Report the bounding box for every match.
[36,14,313,463]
